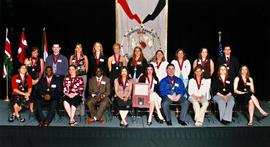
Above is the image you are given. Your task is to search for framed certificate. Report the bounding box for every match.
[132,83,150,108]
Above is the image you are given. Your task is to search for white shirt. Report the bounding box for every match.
[188,78,208,97]
[151,61,169,81]
[171,59,191,80]
[96,76,103,83]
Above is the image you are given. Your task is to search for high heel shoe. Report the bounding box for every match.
[248,122,253,127]
[156,117,165,124]
[147,121,152,126]
[261,112,269,119]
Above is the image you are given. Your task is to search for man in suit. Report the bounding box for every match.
[86,67,111,124]
[216,45,239,81]
[36,66,62,126]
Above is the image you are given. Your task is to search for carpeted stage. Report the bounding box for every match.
[1,100,270,147]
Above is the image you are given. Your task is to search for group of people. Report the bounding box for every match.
[8,42,269,127]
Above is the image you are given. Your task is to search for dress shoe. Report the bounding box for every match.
[98,117,105,124]
[8,114,16,122]
[166,120,172,126]
[261,113,269,119]
[221,120,230,125]
[123,123,129,128]
[147,121,152,126]
[86,118,96,124]
[38,121,44,127]
[16,116,25,123]
[43,120,49,126]
[156,117,165,124]
[178,119,188,126]
[248,122,253,127]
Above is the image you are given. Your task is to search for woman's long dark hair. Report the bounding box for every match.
[118,66,130,86]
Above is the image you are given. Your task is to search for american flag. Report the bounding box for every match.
[218,31,223,56]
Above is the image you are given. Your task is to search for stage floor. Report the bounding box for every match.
[1,100,270,128]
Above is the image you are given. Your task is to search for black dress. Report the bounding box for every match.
[236,76,253,105]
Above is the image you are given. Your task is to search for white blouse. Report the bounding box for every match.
[188,78,208,97]
[171,59,191,80]
[151,61,169,81]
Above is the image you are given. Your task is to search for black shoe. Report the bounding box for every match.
[166,120,172,126]
[8,114,16,122]
[147,121,152,126]
[16,116,25,123]
[156,117,165,124]
[178,119,188,126]
[221,120,229,125]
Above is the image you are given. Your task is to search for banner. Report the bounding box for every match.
[116,0,168,61]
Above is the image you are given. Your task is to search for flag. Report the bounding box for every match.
[218,31,223,56]
[116,0,168,61]
[17,28,28,64]
[3,28,13,80]
[41,27,48,61]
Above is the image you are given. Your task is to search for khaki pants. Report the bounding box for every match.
[189,96,209,123]
[86,97,110,120]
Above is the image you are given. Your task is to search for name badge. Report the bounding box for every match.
[112,61,116,64]
[126,83,129,86]
[101,81,106,85]
[100,58,104,62]
[226,80,230,84]
[57,59,62,63]
[247,82,251,86]
[227,67,230,70]
[92,94,96,97]
[197,60,202,64]
[137,62,141,65]
[51,84,56,88]
[154,80,157,84]
[175,83,179,87]
[72,59,76,63]
[16,79,21,83]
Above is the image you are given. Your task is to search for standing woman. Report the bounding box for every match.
[114,66,133,127]
[89,42,108,78]
[193,48,214,100]
[139,64,165,125]
[212,65,235,124]
[150,50,168,82]
[171,48,191,87]
[234,65,268,126]
[127,46,148,81]
[108,43,126,95]
[8,65,33,122]
[69,43,88,116]
[188,66,209,127]
[63,65,84,126]
[24,47,44,117]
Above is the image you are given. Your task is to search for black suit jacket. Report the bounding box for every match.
[216,55,239,81]
[89,55,108,78]
[127,57,148,79]
[37,75,63,100]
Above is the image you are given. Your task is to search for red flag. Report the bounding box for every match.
[17,29,28,64]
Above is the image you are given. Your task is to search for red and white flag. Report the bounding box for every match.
[41,27,48,61]
[116,0,168,61]
[3,28,13,79]
[17,28,28,64]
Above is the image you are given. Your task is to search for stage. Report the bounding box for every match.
[1,100,270,147]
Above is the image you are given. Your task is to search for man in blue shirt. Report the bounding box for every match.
[160,63,189,126]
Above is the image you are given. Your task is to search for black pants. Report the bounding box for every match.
[36,98,58,123]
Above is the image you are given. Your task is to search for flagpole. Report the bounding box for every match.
[218,31,222,42]
[4,66,9,101]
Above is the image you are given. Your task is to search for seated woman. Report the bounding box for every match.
[138,64,165,126]
[188,66,209,127]
[234,65,268,126]
[212,65,235,124]
[114,66,132,128]
[63,65,84,126]
[8,64,32,122]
